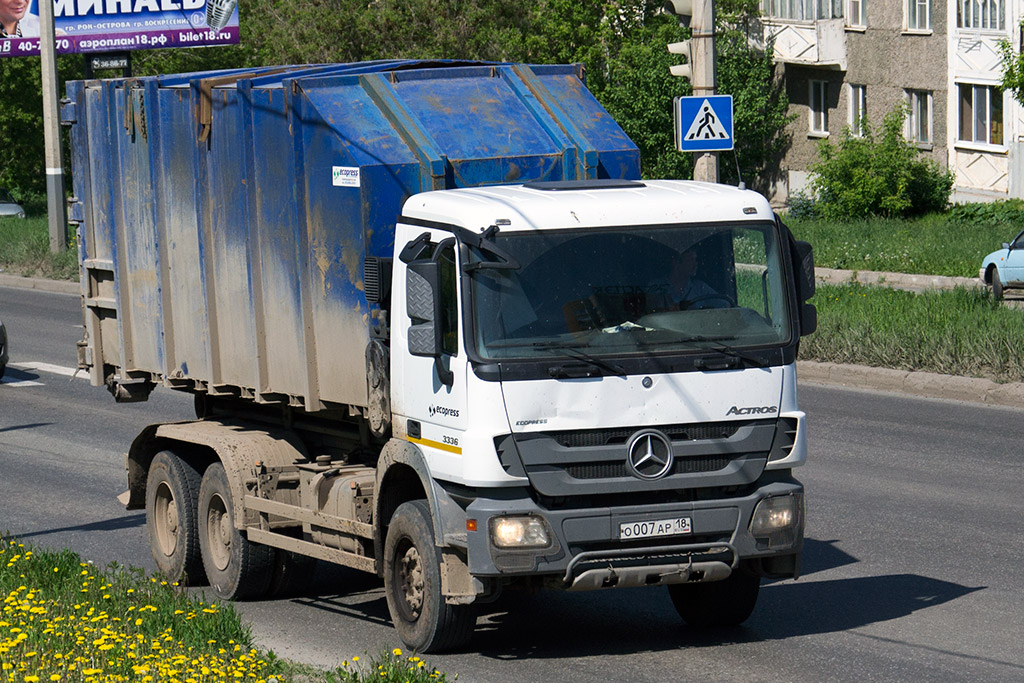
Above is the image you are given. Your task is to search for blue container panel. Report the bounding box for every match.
[295,85,422,406]
[202,87,259,390]
[154,87,211,382]
[532,70,640,180]
[82,85,116,268]
[113,87,163,375]
[249,87,309,398]
[391,70,564,186]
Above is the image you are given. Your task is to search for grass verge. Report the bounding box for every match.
[0,218,77,281]
[802,284,1024,382]
[0,536,457,682]
[786,215,1011,278]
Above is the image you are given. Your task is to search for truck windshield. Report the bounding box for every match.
[468,222,792,360]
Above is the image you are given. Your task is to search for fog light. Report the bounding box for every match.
[489,515,551,549]
[750,494,802,547]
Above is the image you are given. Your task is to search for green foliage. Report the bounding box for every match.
[948,199,1024,225]
[803,284,1024,382]
[0,216,78,279]
[998,33,1024,106]
[716,0,793,190]
[809,105,953,220]
[787,213,1010,277]
[325,648,455,682]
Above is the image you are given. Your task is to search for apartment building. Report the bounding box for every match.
[762,0,1021,204]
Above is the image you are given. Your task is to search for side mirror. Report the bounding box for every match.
[406,260,442,357]
[800,303,817,336]
[793,240,815,302]
[1003,242,1011,250]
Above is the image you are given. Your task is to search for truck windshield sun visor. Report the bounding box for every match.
[467,221,794,363]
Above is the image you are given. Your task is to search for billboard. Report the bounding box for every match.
[0,0,239,57]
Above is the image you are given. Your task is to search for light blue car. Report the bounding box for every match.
[981,229,1024,300]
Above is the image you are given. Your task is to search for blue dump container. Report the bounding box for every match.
[65,61,641,411]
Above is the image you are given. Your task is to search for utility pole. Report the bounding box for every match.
[665,0,719,183]
[39,0,69,253]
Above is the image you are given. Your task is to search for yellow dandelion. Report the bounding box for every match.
[392,647,402,656]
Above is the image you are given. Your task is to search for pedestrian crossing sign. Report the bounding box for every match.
[674,95,734,152]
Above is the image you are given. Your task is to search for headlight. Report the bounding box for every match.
[749,493,803,548]
[489,515,551,549]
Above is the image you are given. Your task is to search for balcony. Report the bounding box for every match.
[763,18,848,70]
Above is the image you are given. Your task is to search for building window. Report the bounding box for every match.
[764,0,844,21]
[848,0,866,26]
[810,80,829,134]
[907,0,930,29]
[907,90,932,143]
[957,0,1004,30]
[958,84,1003,145]
[849,85,866,136]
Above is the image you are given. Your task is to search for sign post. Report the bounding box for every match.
[39,0,67,253]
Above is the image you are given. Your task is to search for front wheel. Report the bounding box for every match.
[384,500,476,652]
[668,567,761,627]
[197,463,274,600]
[990,267,1004,300]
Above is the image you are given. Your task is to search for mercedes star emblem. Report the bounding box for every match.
[626,430,673,480]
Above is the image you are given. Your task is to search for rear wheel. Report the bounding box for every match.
[384,500,476,652]
[146,451,205,585]
[197,463,274,600]
[668,567,761,628]
[990,267,1004,300]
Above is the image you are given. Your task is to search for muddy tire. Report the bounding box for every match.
[197,463,274,600]
[146,451,205,585]
[384,500,476,652]
[668,567,761,628]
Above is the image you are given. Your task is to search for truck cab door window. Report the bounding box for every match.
[439,242,459,356]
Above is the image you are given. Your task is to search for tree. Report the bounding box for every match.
[715,0,793,192]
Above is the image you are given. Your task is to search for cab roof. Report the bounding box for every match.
[400,180,775,232]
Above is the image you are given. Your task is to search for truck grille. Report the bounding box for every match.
[565,454,733,480]
[549,422,740,448]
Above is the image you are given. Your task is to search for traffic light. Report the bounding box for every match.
[667,40,692,79]
[665,0,694,79]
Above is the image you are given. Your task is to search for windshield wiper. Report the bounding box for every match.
[484,338,626,377]
[676,335,768,368]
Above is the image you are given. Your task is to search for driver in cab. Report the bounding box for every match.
[667,249,724,310]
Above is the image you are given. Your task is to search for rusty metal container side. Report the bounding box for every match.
[67,61,641,411]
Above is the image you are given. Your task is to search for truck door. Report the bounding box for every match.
[392,227,469,482]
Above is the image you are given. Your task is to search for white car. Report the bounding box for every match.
[0,188,26,219]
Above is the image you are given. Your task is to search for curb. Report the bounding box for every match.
[2,273,1022,409]
[814,267,981,292]
[0,273,78,295]
[797,360,1024,408]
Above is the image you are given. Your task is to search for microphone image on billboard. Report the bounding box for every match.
[206,0,238,32]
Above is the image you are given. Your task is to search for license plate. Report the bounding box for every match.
[619,517,692,540]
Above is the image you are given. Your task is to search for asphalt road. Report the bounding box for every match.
[1,284,1022,682]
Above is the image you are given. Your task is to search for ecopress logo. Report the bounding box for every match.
[428,405,459,418]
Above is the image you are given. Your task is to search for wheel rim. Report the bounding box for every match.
[206,493,232,571]
[153,481,179,558]
[393,538,425,622]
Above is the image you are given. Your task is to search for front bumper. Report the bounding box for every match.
[463,473,803,589]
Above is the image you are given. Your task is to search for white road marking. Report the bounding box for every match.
[0,378,45,387]
[9,362,80,378]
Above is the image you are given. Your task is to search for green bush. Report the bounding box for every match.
[808,105,953,220]
[948,199,1024,225]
